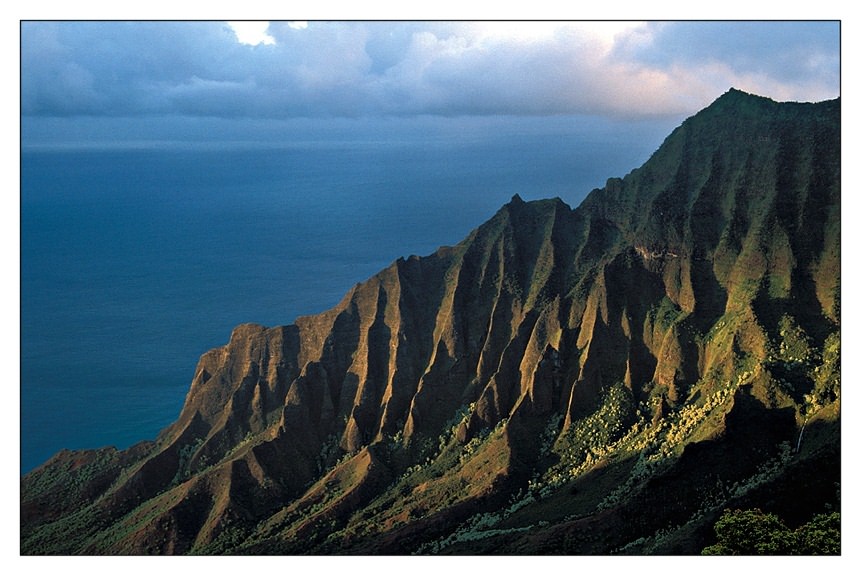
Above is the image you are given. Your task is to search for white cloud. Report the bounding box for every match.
[228,21,276,46]
[287,21,308,30]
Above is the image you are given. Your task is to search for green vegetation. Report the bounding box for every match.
[702,508,840,555]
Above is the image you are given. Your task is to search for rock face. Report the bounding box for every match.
[21,89,841,555]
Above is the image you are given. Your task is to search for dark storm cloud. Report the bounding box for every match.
[22,21,246,115]
[20,21,840,120]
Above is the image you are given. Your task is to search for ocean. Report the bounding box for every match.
[20,115,679,473]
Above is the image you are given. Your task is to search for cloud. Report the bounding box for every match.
[20,21,840,120]
[228,21,276,46]
[609,21,840,104]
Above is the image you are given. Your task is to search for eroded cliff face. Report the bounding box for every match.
[21,90,840,555]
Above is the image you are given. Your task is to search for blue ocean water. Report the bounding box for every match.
[20,116,678,473]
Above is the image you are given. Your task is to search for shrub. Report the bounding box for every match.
[795,512,840,555]
[702,509,840,555]
[702,508,795,555]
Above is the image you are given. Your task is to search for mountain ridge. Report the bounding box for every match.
[21,89,840,554]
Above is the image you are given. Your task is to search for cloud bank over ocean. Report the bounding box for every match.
[21,21,839,121]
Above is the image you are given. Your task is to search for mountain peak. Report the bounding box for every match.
[699,88,778,117]
[723,87,755,98]
[699,87,838,120]
[719,87,772,101]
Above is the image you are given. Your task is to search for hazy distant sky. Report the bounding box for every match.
[21,21,839,128]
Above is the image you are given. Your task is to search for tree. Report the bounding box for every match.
[702,509,841,555]
[795,512,840,555]
[702,509,795,555]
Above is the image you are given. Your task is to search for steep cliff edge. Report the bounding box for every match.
[22,89,840,555]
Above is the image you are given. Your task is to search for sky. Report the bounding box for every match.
[8,14,854,570]
[19,20,840,143]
